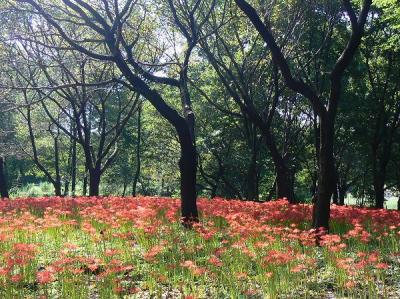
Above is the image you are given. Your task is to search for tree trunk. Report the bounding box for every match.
[313,116,335,231]
[332,182,338,204]
[275,164,295,202]
[264,132,296,203]
[71,125,77,197]
[0,157,9,199]
[89,167,101,196]
[83,174,87,196]
[178,123,198,223]
[54,182,62,197]
[54,135,62,196]
[132,104,142,197]
[122,182,127,197]
[338,186,346,206]
[373,177,385,209]
[245,151,258,201]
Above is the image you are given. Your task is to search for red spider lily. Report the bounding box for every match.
[375,262,389,269]
[264,249,295,265]
[105,249,121,257]
[291,264,307,273]
[10,274,23,283]
[180,260,196,268]
[143,245,163,262]
[208,255,223,267]
[36,269,54,284]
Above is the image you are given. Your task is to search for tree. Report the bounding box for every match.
[14,0,213,222]
[234,0,372,230]
[362,3,400,209]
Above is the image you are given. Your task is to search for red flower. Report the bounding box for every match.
[37,270,54,284]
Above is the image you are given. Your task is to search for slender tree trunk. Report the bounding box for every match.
[338,186,346,205]
[332,187,338,204]
[71,128,77,197]
[266,177,277,201]
[0,157,9,199]
[373,176,385,209]
[83,167,88,196]
[210,184,218,199]
[54,136,62,196]
[313,116,335,230]
[122,182,127,197]
[372,142,387,209]
[245,149,258,201]
[132,104,142,196]
[332,173,339,204]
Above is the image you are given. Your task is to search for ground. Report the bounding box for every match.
[0,196,399,298]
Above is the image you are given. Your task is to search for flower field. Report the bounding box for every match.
[0,197,399,298]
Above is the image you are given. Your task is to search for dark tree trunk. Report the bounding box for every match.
[372,141,388,209]
[266,177,277,201]
[132,104,142,197]
[266,132,295,203]
[54,182,62,197]
[0,157,9,199]
[54,135,62,196]
[71,131,77,197]
[373,177,385,209]
[67,124,77,197]
[313,116,335,231]
[83,168,88,196]
[338,186,346,206]
[275,163,295,203]
[332,187,338,205]
[245,149,259,201]
[210,184,218,199]
[178,124,198,223]
[122,182,127,197]
[310,173,318,198]
[89,167,101,196]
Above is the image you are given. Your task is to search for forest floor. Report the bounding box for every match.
[0,196,399,298]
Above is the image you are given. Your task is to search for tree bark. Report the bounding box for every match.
[373,176,385,209]
[313,116,335,230]
[71,126,77,197]
[332,188,338,205]
[245,155,258,201]
[89,167,101,196]
[83,167,88,196]
[0,157,9,199]
[132,104,142,196]
[265,131,296,203]
[53,135,62,196]
[177,123,198,223]
[338,185,346,205]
